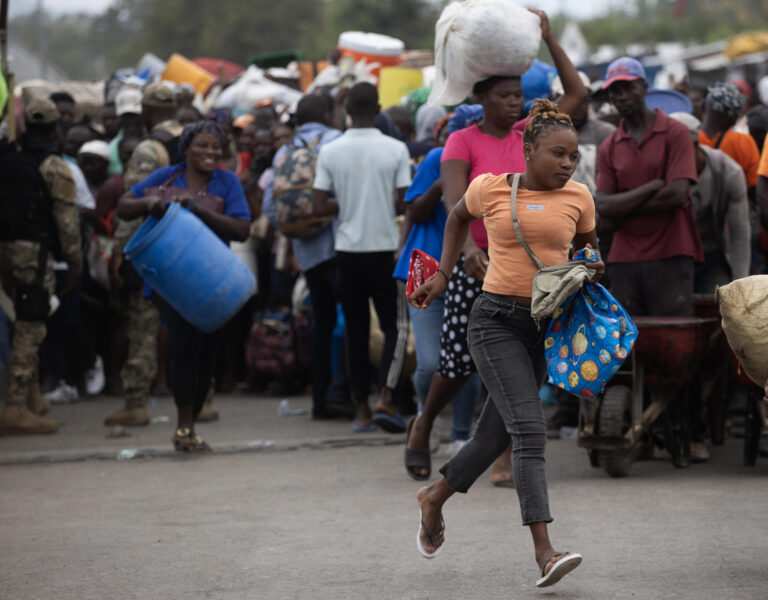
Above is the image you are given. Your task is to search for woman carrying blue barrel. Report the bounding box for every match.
[118,121,251,451]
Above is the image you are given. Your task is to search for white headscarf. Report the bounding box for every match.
[415,104,447,144]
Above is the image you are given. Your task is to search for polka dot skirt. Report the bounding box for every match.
[437,255,483,378]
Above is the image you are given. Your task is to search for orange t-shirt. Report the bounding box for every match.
[759,141,768,179]
[464,173,595,297]
[699,129,760,187]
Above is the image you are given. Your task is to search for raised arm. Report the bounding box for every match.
[530,9,589,118]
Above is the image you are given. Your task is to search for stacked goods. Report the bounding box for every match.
[429,0,541,106]
[717,275,768,395]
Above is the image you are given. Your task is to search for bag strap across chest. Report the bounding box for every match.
[509,172,545,270]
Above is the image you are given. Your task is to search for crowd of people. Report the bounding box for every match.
[2,8,768,587]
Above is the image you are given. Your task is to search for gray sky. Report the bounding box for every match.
[13,0,620,19]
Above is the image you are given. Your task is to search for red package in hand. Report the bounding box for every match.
[406,249,441,305]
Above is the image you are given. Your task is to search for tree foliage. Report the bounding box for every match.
[10,0,442,80]
[580,0,768,47]
[9,0,768,82]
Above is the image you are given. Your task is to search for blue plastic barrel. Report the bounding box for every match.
[645,89,693,115]
[125,202,256,332]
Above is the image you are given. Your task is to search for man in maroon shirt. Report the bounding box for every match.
[595,57,703,316]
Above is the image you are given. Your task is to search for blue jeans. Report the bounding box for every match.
[408,296,480,442]
[440,292,552,525]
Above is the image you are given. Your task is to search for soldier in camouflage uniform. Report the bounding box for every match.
[104,82,183,426]
[104,217,161,426]
[0,97,82,434]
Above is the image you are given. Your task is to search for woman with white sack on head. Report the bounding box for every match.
[405,5,589,487]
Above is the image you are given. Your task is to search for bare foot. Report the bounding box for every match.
[489,446,513,486]
[416,486,445,555]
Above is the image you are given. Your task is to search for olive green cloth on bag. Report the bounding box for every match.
[508,172,595,320]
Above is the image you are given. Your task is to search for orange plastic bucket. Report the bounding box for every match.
[162,54,216,95]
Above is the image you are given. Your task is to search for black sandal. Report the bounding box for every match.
[172,428,212,452]
[404,416,431,480]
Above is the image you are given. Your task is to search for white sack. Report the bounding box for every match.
[429,0,541,106]
[213,65,302,113]
[717,275,768,395]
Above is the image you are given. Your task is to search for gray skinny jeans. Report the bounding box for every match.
[440,292,553,525]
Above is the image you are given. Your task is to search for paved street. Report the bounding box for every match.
[1,394,767,599]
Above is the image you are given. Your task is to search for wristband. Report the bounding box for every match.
[437,268,450,283]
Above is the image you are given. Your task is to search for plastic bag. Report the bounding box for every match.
[545,251,637,400]
[429,0,541,106]
[717,275,768,395]
[405,248,440,305]
[213,65,302,114]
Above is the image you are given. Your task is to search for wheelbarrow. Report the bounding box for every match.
[577,316,719,477]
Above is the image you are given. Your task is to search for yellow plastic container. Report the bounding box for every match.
[162,54,216,95]
[378,67,424,109]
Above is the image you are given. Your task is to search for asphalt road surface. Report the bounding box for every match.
[1,394,767,599]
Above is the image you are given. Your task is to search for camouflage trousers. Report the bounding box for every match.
[121,290,159,407]
[0,241,55,405]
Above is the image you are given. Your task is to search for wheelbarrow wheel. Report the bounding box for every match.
[598,385,634,478]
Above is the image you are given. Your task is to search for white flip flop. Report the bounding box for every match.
[416,510,445,559]
[536,552,582,588]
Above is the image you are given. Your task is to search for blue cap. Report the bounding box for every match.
[602,57,646,90]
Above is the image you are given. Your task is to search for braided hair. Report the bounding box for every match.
[522,99,575,146]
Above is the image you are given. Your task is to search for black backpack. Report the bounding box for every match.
[0,142,61,257]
